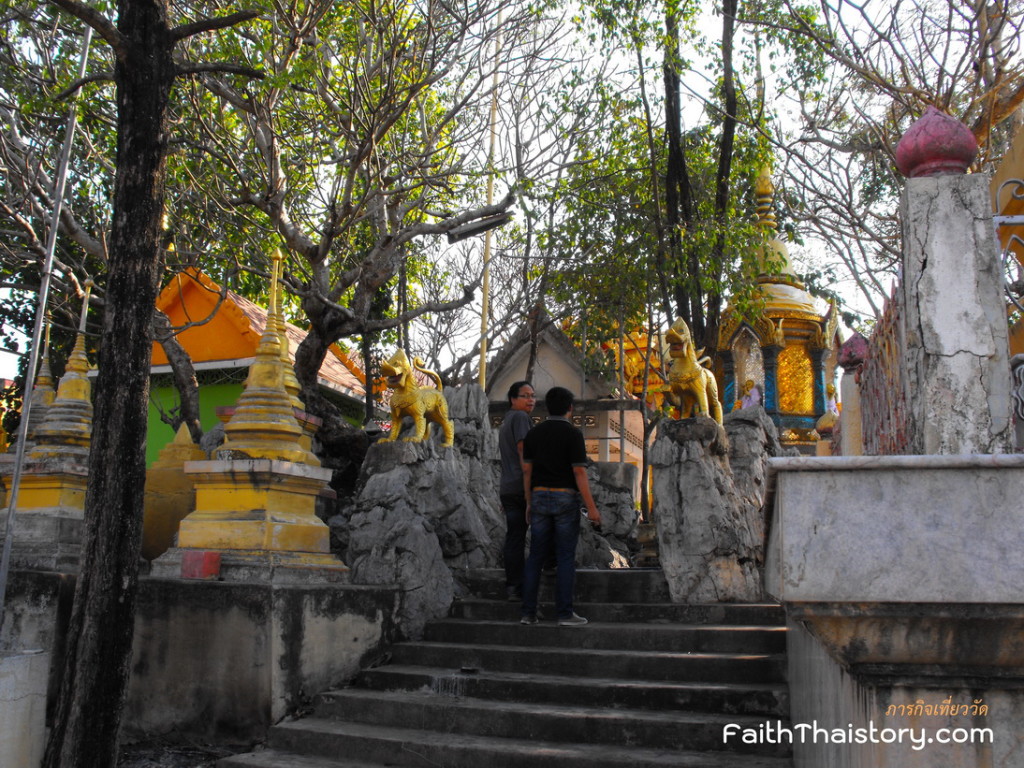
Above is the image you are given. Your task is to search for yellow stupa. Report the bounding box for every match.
[2,288,95,570]
[171,251,343,574]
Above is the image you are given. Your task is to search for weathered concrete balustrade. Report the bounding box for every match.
[766,454,1024,767]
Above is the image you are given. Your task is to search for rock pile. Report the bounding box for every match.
[339,385,504,638]
[650,407,784,603]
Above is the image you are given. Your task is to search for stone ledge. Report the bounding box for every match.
[788,601,1024,686]
[766,460,1024,604]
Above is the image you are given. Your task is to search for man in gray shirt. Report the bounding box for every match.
[498,380,535,601]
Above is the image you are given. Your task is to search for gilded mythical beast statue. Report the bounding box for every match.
[664,318,723,424]
[380,349,454,447]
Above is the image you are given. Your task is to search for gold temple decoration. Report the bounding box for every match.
[270,251,305,412]
[664,318,723,424]
[380,349,455,446]
[172,249,339,568]
[777,343,815,415]
[142,422,206,561]
[716,166,842,448]
[13,284,94,524]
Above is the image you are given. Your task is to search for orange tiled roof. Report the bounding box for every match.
[151,269,365,398]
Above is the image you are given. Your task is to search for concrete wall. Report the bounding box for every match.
[787,619,1018,768]
[767,455,1024,768]
[766,455,1024,603]
[2,570,399,742]
[0,650,49,768]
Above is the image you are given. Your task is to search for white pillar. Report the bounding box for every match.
[839,370,863,456]
[900,173,1014,454]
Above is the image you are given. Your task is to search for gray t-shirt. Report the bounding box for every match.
[498,409,533,495]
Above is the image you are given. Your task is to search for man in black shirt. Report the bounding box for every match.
[520,386,601,626]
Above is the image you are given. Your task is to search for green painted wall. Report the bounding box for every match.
[146,382,243,466]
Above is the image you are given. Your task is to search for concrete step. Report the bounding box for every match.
[424,618,787,653]
[451,598,786,625]
[387,640,786,683]
[223,569,793,768]
[264,719,793,768]
[312,688,791,755]
[220,752,384,767]
[458,568,674,603]
[354,664,789,716]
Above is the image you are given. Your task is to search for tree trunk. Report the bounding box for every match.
[43,2,175,765]
[702,0,739,356]
[153,308,203,442]
[664,6,700,330]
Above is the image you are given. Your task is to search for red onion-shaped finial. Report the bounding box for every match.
[895,107,978,178]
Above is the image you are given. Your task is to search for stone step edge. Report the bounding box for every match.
[353,663,790,696]
[453,598,786,615]
[269,718,794,767]
[432,618,789,632]
[318,687,791,729]
[392,639,786,662]
[219,750,382,768]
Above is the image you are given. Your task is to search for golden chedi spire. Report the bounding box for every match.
[29,282,95,461]
[751,165,817,316]
[755,165,778,234]
[754,165,795,278]
[217,256,319,466]
[18,317,57,451]
[270,251,304,412]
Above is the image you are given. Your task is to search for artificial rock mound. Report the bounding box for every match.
[650,407,784,603]
[342,386,504,638]
[337,385,643,637]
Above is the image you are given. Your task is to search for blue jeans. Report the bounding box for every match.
[521,489,581,620]
[500,493,528,591]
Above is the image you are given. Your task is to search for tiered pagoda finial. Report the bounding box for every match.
[29,282,94,461]
[755,165,777,234]
[19,317,57,450]
[217,257,318,466]
[716,165,843,450]
[270,251,305,412]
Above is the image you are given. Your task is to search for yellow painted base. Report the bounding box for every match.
[143,466,197,561]
[16,470,88,513]
[177,515,329,553]
[178,459,332,554]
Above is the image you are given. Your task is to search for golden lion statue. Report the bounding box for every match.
[664,318,723,424]
[380,349,454,447]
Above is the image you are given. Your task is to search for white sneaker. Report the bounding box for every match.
[558,613,588,627]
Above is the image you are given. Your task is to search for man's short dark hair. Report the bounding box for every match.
[507,380,531,406]
[545,386,574,416]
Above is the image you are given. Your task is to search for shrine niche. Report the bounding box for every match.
[728,327,764,410]
[717,167,841,449]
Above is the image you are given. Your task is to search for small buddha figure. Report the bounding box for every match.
[815,383,840,434]
[733,379,762,411]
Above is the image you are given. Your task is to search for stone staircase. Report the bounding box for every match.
[220,568,792,768]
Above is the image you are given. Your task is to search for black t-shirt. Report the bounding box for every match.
[522,416,588,490]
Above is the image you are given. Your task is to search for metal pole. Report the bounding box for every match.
[478,16,502,390]
[618,304,626,461]
[0,27,93,632]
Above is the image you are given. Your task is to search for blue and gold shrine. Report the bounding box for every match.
[717,167,841,447]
